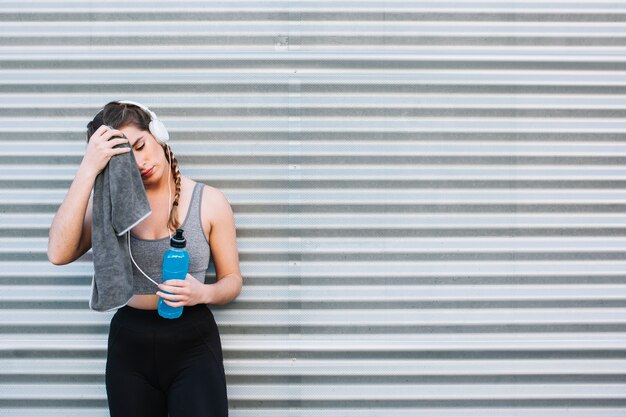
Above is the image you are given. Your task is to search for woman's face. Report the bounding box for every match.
[119,124,168,185]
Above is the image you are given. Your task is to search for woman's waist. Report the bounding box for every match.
[123,295,212,317]
[127,294,159,310]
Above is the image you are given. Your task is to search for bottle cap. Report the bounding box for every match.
[170,228,186,248]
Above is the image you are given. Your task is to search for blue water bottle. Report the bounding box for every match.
[158,228,189,319]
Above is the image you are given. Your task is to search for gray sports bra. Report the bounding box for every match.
[130,182,211,294]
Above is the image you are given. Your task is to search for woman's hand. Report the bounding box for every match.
[81,125,130,178]
[157,274,213,307]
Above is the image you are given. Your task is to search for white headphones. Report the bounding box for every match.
[115,100,170,144]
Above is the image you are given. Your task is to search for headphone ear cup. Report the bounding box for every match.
[149,119,169,144]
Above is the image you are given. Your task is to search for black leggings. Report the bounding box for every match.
[105,303,228,417]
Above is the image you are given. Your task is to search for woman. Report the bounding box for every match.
[47,101,241,417]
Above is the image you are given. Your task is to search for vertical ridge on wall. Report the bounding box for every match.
[0,1,625,416]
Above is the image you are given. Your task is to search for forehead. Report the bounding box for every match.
[119,125,147,145]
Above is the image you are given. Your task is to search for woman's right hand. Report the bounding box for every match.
[81,125,131,178]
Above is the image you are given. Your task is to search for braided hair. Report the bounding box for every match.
[162,142,182,232]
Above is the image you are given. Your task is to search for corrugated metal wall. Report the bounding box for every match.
[1,1,626,416]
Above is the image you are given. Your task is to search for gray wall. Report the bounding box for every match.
[1,1,626,416]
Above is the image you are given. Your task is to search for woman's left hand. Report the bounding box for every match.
[157,274,211,307]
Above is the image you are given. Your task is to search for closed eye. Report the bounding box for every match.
[132,135,145,150]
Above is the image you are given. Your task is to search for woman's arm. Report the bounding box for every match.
[202,187,243,305]
[47,125,130,265]
[47,167,96,265]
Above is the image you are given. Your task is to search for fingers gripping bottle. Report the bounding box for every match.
[158,228,189,319]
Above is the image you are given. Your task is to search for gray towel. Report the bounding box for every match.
[89,138,151,312]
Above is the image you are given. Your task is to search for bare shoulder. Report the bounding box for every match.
[199,184,234,227]
[201,184,231,209]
